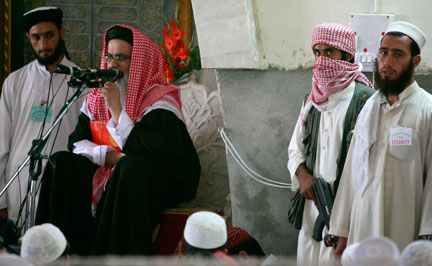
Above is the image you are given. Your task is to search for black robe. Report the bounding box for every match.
[35,109,201,255]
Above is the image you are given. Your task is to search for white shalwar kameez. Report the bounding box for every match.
[0,57,85,223]
[329,81,432,251]
[288,81,356,266]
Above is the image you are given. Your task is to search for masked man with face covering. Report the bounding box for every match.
[0,7,83,224]
[287,23,374,266]
[329,21,432,258]
[35,25,201,255]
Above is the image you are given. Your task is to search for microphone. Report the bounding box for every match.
[54,64,81,75]
[54,64,124,81]
[83,68,124,80]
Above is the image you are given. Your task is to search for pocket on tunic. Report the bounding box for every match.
[388,126,416,162]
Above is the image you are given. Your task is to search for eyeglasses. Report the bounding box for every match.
[101,54,131,64]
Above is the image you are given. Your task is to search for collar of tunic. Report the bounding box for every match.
[326,81,355,112]
[381,81,419,111]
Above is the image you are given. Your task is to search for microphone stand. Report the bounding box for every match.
[0,77,89,231]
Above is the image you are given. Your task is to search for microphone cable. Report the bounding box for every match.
[15,73,54,229]
[16,73,56,229]
[16,71,80,230]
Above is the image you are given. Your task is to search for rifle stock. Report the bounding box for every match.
[312,178,339,246]
[312,213,325,241]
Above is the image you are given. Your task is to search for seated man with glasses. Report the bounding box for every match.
[35,24,201,256]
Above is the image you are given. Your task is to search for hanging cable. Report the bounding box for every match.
[218,128,291,189]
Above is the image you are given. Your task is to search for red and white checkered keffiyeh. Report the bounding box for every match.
[301,23,373,125]
[86,24,182,216]
[311,22,357,57]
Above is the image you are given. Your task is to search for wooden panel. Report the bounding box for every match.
[0,0,11,89]
[177,0,192,44]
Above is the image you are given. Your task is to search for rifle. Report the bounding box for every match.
[312,178,338,246]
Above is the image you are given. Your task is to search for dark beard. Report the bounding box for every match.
[374,59,414,97]
[34,39,64,66]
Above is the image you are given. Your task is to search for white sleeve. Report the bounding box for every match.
[72,140,116,167]
[287,103,307,192]
[420,164,432,236]
[419,118,432,236]
[329,135,356,238]
[106,109,134,149]
[0,79,13,209]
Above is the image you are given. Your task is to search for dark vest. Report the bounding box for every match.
[288,82,375,229]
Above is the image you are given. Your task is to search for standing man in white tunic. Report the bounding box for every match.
[288,23,374,266]
[329,21,432,257]
[0,7,84,223]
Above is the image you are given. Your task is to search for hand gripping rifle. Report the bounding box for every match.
[312,178,338,246]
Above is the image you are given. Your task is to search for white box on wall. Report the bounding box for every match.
[191,0,261,69]
[350,13,394,72]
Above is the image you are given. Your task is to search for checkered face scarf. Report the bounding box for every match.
[86,24,181,123]
[302,23,373,125]
[86,24,182,216]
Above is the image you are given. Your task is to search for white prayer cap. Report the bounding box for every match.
[341,243,360,266]
[0,254,32,266]
[184,211,227,249]
[385,21,427,51]
[400,240,432,266]
[351,237,400,266]
[21,223,67,265]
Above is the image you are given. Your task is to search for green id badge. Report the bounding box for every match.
[31,106,52,122]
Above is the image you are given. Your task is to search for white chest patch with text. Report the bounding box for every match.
[390,128,412,146]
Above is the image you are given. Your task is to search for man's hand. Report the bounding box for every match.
[0,208,8,218]
[296,164,317,206]
[333,236,347,258]
[101,81,122,126]
[105,151,125,167]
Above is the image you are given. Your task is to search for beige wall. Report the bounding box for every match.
[253,0,432,72]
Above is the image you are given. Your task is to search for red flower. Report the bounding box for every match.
[164,35,177,55]
[178,47,189,61]
[166,68,174,82]
[173,52,180,64]
[162,26,170,37]
[159,12,200,83]
[173,41,185,63]
[171,26,184,41]
[169,19,176,28]
[177,40,185,49]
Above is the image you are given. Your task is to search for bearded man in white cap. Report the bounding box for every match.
[287,22,374,266]
[329,21,432,257]
[0,6,83,223]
